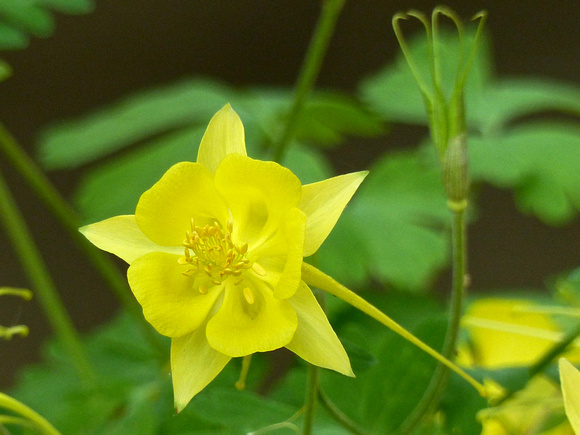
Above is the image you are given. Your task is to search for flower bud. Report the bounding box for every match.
[442,134,470,206]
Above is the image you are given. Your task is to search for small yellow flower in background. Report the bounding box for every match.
[560,358,580,434]
[459,298,579,434]
[81,104,366,411]
[458,298,580,368]
[478,376,573,435]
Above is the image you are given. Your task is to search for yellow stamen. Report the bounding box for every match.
[180,220,253,290]
[252,263,266,277]
[235,354,252,390]
[243,287,255,305]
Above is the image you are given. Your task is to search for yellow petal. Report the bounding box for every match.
[249,207,305,300]
[135,162,229,247]
[214,154,302,247]
[286,281,353,376]
[171,328,231,412]
[206,281,297,357]
[127,252,223,338]
[273,207,306,299]
[196,104,247,173]
[461,298,565,368]
[300,171,368,257]
[80,215,182,264]
[560,358,580,433]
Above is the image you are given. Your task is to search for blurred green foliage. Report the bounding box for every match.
[0,0,94,50]
[2,16,578,434]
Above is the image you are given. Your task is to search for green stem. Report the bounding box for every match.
[0,170,96,387]
[271,0,345,163]
[0,123,166,357]
[302,362,319,435]
[301,262,486,398]
[302,252,321,435]
[395,204,468,434]
[318,387,367,435]
[0,392,61,435]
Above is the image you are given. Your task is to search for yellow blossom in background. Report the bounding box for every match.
[560,358,580,434]
[459,298,579,434]
[81,104,366,411]
[458,298,580,368]
[478,376,573,435]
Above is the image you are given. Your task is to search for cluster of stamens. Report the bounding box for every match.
[179,219,252,293]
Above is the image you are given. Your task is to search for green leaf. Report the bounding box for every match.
[38,79,235,169]
[0,22,28,50]
[320,291,449,433]
[281,142,333,185]
[295,94,385,147]
[75,126,205,223]
[470,79,580,135]
[470,123,580,224]
[38,0,94,14]
[0,0,94,52]
[0,0,54,37]
[189,389,297,434]
[0,56,11,80]
[320,151,450,290]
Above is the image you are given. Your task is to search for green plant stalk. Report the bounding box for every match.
[318,387,367,435]
[0,124,166,357]
[301,262,486,397]
[302,362,319,435]
[0,171,96,387]
[395,204,468,434]
[301,252,322,435]
[0,392,60,435]
[271,0,345,163]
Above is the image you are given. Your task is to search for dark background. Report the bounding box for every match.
[1,0,579,389]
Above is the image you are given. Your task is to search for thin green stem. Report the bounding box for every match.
[301,262,486,398]
[302,362,319,435]
[395,205,468,434]
[302,252,321,435]
[271,0,345,163]
[0,123,166,357]
[0,170,96,387]
[318,386,368,435]
[0,392,60,435]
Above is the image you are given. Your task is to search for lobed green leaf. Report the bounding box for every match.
[470,123,580,225]
[320,151,450,290]
[39,79,234,169]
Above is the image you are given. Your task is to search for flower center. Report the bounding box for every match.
[179,219,252,291]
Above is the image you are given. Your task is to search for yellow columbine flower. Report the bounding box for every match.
[560,358,580,434]
[81,104,366,411]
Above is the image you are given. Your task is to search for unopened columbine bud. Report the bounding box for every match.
[442,134,470,207]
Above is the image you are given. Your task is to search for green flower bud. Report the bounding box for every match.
[442,134,470,207]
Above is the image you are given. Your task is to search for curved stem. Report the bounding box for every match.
[0,170,96,388]
[0,123,166,357]
[0,392,61,435]
[395,205,468,434]
[301,262,486,398]
[318,386,368,435]
[272,0,346,162]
